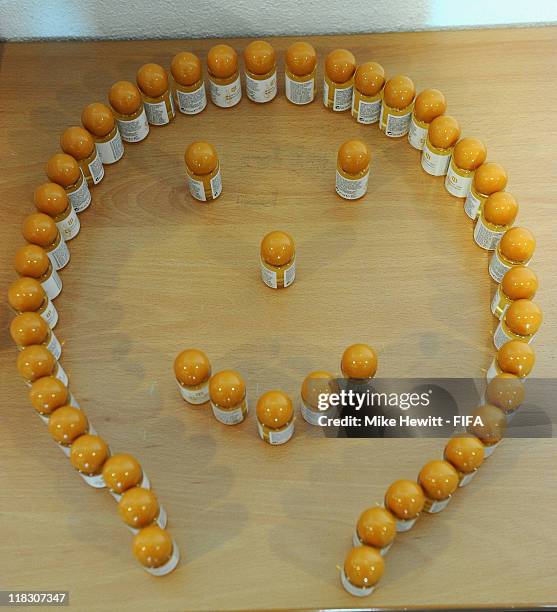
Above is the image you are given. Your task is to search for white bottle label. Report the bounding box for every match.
[117,108,149,143]
[464,189,482,219]
[445,160,473,198]
[335,170,369,200]
[458,471,477,487]
[260,261,277,289]
[493,321,528,350]
[483,441,500,458]
[421,143,451,176]
[47,331,62,361]
[486,359,499,382]
[210,75,242,108]
[322,80,329,107]
[395,516,417,532]
[408,115,428,149]
[474,217,505,251]
[48,237,70,271]
[68,172,92,213]
[41,269,62,301]
[54,363,69,387]
[40,298,58,328]
[284,260,296,288]
[301,399,335,426]
[426,497,450,513]
[57,207,80,241]
[285,73,314,105]
[95,129,124,164]
[78,471,106,489]
[144,99,172,126]
[210,169,223,199]
[355,97,382,124]
[384,110,412,137]
[211,400,247,425]
[340,567,375,597]
[332,84,353,112]
[246,71,277,103]
[88,149,105,184]
[176,83,207,115]
[489,250,514,283]
[178,379,209,404]
[258,419,294,445]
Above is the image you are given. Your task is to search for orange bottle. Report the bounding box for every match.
[491,266,538,319]
[323,49,356,112]
[474,192,518,251]
[29,376,79,423]
[489,227,535,282]
[285,41,317,105]
[137,63,175,125]
[493,299,542,349]
[256,390,295,445]
[16,344,68,387]
[14,243,62,300]
[108,80,149,143]
[418,460,459,513]
[408,89,446,150]
[34,182,80,242]
[244,40,277,103]
[443,435,484,486]
[260,231,296,289]
[48,405,90,456]
[341,343,378,382]
[103,454,150,499]
[379,75,416,137]
[484,374,525,420]
[8,277,58,328]
[341,545,384,597]
[174,349,211,404]
[132,524,180,576]
[207,44,242,108]
[336,139,371,200]
[209,369,248,425]
[300,371,339,425]
[353,506,396,555]
[467,404,507,457]
[118,487,167,533]
[351,61,385,124]
[60,126,104,186]
[81,102,124,164]
[384,479,425,531]
[10,311,61,360]
[445,137,487,198]
[45,152,91,213]
[184,141,222,201]
[69,433,110,488]
[487,339,535,381]
[22,212,70,271]
[421,115,461,176]
[170,51,207,115]
[464,162,507,220]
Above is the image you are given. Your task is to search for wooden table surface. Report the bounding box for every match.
[1,28,556,611]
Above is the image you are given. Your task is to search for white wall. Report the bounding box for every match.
[1,0,556,40]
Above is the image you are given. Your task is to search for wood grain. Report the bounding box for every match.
[1,28,556,611]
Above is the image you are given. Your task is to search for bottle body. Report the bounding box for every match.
[474,213,511,251]
[65,171,92,213]
[464,184,488,220]
[489,247,532,283]
[379,101,414,137]
[421,138,453,176]
[335,164,369,200]
[78,147,105,186]
[142,90,175,126]
[49,202,80,242]
[210,396,248,425]
[257,416,295,445]
[176,378,210,404]
[114,105,149,143]
[245,67,277,103]
[408,114,429,150]
[445,159,474,198]
[260,255,296,289]
[323,73,353,112]
[285,66,316,105]
[185,163,222,202]
[208,71,242,108]
[352,87,383,125]
[94,124,124,164]
[493,318,538,350]
[174,78,207,115]
[44,232,70,271]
